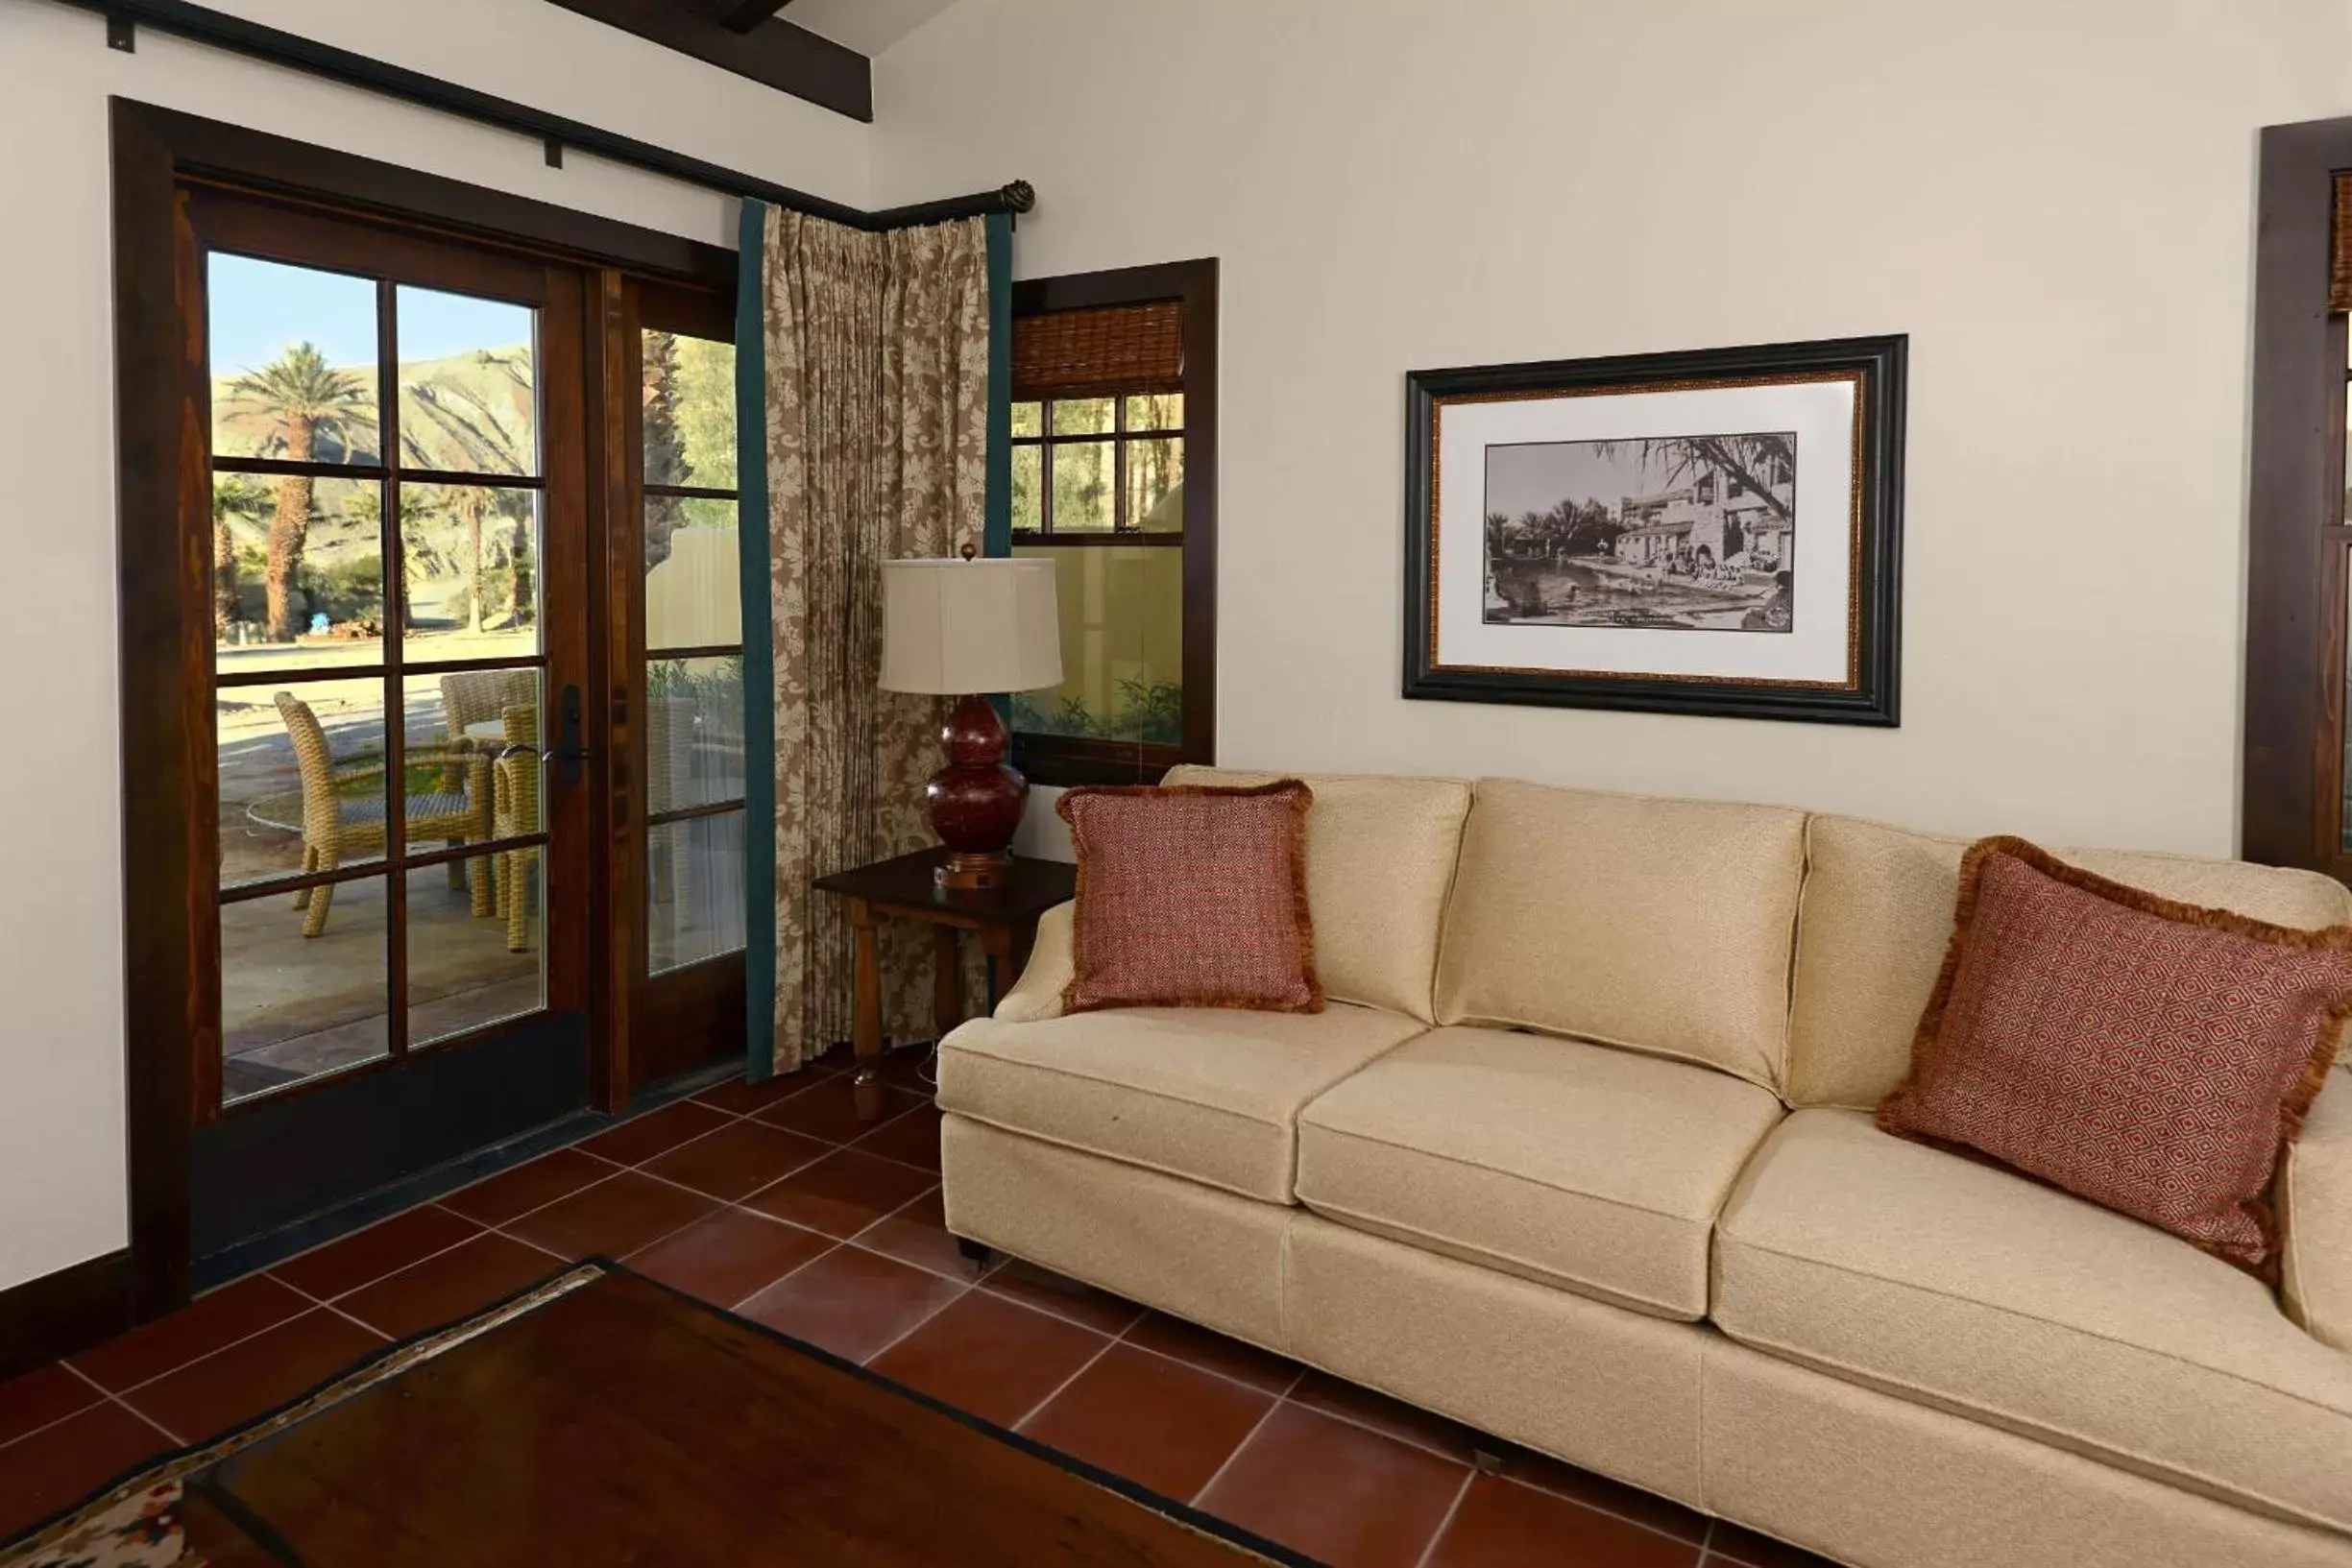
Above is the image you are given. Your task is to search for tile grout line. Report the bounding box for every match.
[1006,1331,1123,1435]
[853,1275,978,1368]
[721,1232,845,1314]
[267,1269,401,1345]
[57,1360,184,1451]
[1410,1468,1478,1568]
[1185,1391,1290,1508]
[1485,1467,1716,1553]
[0,1361,180,1457]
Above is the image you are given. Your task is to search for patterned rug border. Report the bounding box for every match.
[0,1263,608,1565]
[5,1258,1324,1568]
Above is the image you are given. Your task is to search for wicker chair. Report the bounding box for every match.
[491,701,542,953]
[275,691,491,938]
[438,670,537,780]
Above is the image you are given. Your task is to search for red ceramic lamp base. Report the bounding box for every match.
[926,693,1027,890]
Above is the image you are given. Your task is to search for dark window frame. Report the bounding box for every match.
[1008,259,1218,787]
[2245,116,2352,880]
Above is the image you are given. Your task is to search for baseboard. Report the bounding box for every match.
[0,1247,136,1380]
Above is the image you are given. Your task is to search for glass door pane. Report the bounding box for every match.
[639,319,745,988]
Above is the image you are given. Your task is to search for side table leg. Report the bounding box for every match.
[933,924,963,1046]
[847,897,884,1122]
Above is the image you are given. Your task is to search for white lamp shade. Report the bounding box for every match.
[879,556,1063,696]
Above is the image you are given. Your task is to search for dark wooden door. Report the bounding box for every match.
[611,278,751,1095]
[183,188,605,1258]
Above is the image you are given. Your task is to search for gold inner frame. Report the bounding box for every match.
[1426,368,1870,690]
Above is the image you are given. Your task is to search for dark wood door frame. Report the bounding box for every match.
[106,101,736,1351]
[2245,113,2352,879]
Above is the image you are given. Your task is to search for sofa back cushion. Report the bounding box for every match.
[1789,814,2352,1109]
[1433,779,1807,1089]
[1162,766,1471,1023]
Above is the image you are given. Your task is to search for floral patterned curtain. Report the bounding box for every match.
[756,209,991,1072]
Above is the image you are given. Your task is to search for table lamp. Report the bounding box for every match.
[880,547,1063,890]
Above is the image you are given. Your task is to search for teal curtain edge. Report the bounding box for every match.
[736,200,777,1082]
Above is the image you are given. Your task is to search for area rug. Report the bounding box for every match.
[1,1262,1319,1568]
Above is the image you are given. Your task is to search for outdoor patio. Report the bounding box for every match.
[216,687,542,1103]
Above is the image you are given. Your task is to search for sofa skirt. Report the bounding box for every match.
[939,1112,2350,1568]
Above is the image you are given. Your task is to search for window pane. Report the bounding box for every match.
[213,476,385,668]
[409,855,543,1047]
[396,285,536,476]
[647,657,746,814]
[220,677,389,889]
[1052,398,1115,436]
[409,667,539,860]
[1124,393,1183,433]
[643,330,738,491]
[650,810,746,974]
[1050,443,1114,531]
[220,873,390,1105]
[1013,446,1043,533]
[1124,437,1184,532]
[399,484,540,662]
[646,499,741,649]
[208,253,381,465]
[1008,543,1181,743]
[1011,401,1043,439]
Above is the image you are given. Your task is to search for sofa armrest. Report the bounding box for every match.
[2285,1066,2352,1350]
[994,900,1074,1023]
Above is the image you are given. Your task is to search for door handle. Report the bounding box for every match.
[541,684,592,785]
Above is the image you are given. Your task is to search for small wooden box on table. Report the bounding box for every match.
[813,847,1076,1122]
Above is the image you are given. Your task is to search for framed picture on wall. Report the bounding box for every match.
[1403,335,1906,725]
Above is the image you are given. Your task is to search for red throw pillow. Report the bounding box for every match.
[1056,781,1322,1015]
[1878,836,2352,1277]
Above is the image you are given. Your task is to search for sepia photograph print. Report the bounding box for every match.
[1404,334,1906,725]
[1482,433,1797,633]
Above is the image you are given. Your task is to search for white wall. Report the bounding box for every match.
[873,0,2352,860]
[0,0,869,1293]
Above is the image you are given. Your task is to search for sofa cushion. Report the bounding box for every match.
[2285,1068,2352,1351]
[1433,779,1806,1088]
[935,1003,1425,1203]
[1297,1026,1782,1319]
[1164,766,1470,1023]
[1788,814,2352,1109]
[1714,1108,2352,1534]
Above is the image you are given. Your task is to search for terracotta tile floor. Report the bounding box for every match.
[0,1049,1838,1567]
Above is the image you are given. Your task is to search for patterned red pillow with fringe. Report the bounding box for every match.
[1056,781,1323,1015]
[1878,836,2352,1277]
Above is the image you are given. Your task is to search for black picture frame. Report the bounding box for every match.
[1403,334,1906,726]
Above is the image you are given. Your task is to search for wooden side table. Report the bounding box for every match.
[812,847,1077,1121]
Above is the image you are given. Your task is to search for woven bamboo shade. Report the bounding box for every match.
[2334,172,2352,312]
[1011,302,1182,399]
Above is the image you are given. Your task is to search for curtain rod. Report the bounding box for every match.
[55,0,1035,232]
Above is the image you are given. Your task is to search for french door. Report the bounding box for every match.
[185,187,601,1257]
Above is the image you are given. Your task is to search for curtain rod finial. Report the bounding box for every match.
[1000,180,1036,214]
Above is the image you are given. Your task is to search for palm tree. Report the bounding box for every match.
[209,474,266,635]
[451,487,493,633]
[229,343,372,640]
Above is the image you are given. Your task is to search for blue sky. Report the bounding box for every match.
[207,253,534,377]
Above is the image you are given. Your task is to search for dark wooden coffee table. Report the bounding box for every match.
[187,1266,1303,1566]
[813,847,1076,1119]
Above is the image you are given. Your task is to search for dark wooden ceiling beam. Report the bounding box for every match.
[720,0,792,35]
[543,0,868,122]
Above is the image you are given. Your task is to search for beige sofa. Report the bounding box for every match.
[934,769,2352,1568]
